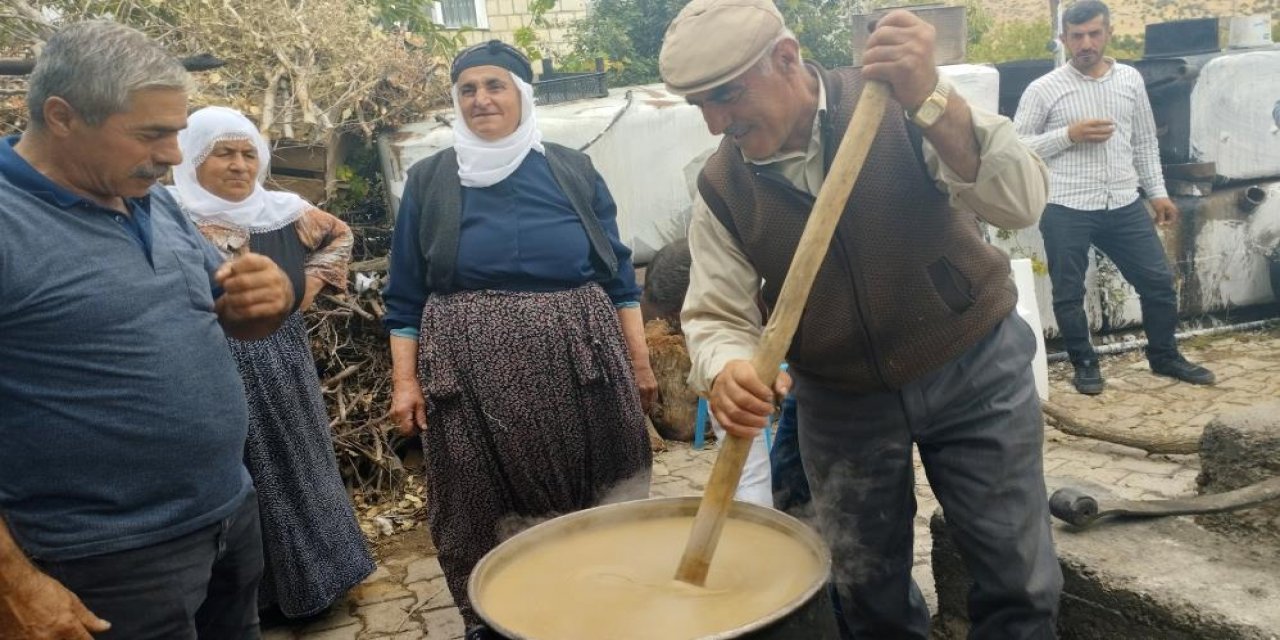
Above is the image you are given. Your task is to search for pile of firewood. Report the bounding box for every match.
[303,265,421,529]
[1,0,456,140]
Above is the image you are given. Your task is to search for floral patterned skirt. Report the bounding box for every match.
[416,284,652,626]
[229,311,375,618]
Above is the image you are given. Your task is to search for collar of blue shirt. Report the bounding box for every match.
[0,134,154,215]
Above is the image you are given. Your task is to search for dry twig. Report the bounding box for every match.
[1042,400,1200,455]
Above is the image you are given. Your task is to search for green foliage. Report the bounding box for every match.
[968,18,1054,64]
[514,26,542,60]
[967,16,1143,65]
[561,0,685,85]
[512,0,557,61]
[330,143,380,217]
[528,0,558,26]
[776,0,854,70]
[563,0,863,87]
[1108,33,1144,61]
[336,165,372,203]
[368,0,471,55]
[370,0,439,33]
[965,0,994,46]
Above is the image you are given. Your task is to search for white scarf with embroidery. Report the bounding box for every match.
[169,106,310,232]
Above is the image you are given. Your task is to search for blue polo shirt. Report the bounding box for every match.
[0,136,252,561]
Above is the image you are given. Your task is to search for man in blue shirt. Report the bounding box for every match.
[0,21,293,639]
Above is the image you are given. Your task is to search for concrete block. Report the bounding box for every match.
[356,597,416,636]
[1197,404,1280,548]
[931,480,1280,639]
[404,557,444,584]
[407,575,454,611]
[422,607,466,638]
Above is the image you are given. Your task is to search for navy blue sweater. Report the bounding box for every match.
[384,151,640,333]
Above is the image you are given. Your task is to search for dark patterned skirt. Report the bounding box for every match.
[417,284,653,626]
[228,312,375,618]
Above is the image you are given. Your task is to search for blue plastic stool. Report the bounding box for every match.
[694,397,709,450]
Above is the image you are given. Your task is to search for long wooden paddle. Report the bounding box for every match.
[674,80,892,586]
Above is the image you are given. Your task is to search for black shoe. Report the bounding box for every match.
[466,626,497,640]
[1072,361,1104,395]
[1151,355,1216,385]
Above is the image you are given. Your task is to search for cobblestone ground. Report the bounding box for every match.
[265,326,1280,639]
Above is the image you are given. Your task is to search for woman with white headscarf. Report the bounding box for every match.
[383,41,654,639]
[169,106,374,620]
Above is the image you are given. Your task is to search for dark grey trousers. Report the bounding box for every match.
[795,313,1062,639]
[37,490,264,640]
[1039,199,1180,366]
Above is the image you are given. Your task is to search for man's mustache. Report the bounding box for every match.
[130,165,170,180]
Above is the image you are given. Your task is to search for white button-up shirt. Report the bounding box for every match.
[1014,59,1167,210]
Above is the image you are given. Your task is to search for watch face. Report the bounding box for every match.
[916,99,944,127]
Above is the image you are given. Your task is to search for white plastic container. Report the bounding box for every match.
[1012,258,1049,402]
[1189,49,1280,182]
[1228,15,1273,49]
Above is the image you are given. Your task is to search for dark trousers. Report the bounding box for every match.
[37,490,264,640]
[795,314,1062,639]
[1039,199,1180,366]
[770,395,855,638]
[770,394,811,517]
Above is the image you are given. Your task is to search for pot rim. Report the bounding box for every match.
[468,496,833,640]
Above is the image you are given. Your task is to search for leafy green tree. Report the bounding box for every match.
[561,0,686,84]
[512,0,557,60]
[776,0,854,69]
[565,0,870,86]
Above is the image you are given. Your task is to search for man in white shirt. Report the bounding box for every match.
[1015,0,1214,395]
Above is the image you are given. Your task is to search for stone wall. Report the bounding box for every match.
[449,0,589,58]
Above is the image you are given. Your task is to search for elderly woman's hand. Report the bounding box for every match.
[390,378,427,438]
[634,361,658,414]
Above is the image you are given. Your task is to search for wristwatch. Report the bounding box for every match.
[907,78,952,129]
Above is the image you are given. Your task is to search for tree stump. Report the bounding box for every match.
[645,319,697,441]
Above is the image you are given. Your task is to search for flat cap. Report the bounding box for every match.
[659,0,786,95]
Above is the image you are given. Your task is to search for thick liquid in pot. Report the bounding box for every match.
[476,515,823,640]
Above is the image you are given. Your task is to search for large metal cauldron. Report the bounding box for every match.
[469,497,840,640]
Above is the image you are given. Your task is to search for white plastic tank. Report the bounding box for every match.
[1012,258,1050,401]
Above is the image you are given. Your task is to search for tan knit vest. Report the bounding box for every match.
[697,65,1016,392]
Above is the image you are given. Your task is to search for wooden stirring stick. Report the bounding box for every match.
[674,80,892,586]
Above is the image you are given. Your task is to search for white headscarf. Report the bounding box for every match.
[169,106,310,232]
[452,72,545,188]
